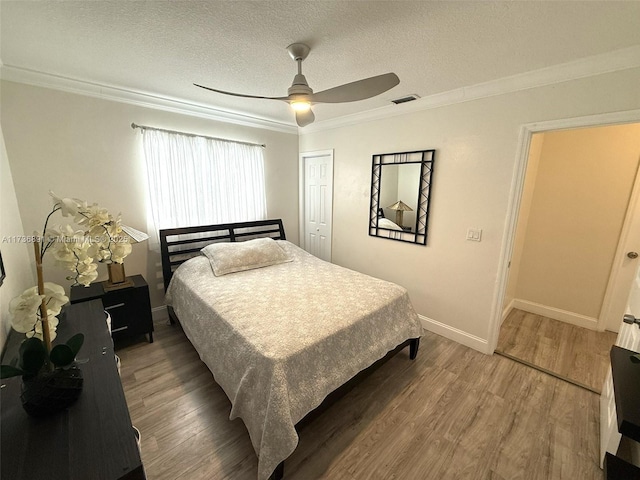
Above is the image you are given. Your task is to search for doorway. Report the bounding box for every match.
[299,150,334,262]
[494,122,640,392]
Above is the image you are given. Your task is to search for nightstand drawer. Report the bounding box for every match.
[70,274,154,343]
[105,303,129,333]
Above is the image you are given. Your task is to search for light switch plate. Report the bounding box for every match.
[467,228,482,242]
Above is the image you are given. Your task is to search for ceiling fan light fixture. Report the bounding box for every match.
[290,100,311,112]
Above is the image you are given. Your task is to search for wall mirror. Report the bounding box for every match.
[369,149,435,245]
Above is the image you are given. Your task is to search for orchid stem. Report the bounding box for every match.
[33,241,52,368]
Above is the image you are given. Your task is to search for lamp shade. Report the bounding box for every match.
[386,200,413,212]
[386,200,413,228]
[120,225,149,244]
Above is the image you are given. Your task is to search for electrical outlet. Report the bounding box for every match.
[466,228,482,242]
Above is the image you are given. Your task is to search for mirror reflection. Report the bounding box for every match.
[377,163,421,232]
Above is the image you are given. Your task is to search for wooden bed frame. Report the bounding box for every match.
[159,219,420,480]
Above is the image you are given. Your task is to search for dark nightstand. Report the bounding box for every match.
[70,274,154,343]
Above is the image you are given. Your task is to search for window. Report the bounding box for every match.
[141,128,266,249]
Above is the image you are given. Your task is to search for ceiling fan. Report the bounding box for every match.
[194,43,400,127]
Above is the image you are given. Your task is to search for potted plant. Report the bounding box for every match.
[0,192,132,416]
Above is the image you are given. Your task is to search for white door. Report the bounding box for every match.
[600,163,640,332]
[599,161,640,466]
[300,150,333,262]
[600,261,640,466]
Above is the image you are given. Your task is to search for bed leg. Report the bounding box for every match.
[167,306,177,325]
[409,338,420,360]
[269,462,284,480]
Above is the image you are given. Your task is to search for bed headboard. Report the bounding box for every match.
[159,219,286,291]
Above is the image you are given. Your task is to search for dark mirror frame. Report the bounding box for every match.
[369,149,435,245]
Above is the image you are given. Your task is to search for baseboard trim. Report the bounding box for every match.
[502,299,515,326]
[512,299,598,330]
[152,305,169,323]
[418,314,489,354]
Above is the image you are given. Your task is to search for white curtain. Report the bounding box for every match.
[141,128,267,249]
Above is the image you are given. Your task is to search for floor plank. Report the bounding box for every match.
[496,309,616,393]
[118,321,604,479]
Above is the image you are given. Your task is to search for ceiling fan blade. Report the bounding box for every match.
[309,73,400,104]
[194,83,288,101]
[296,108,315,127]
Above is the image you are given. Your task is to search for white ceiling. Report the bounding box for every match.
[2,1,640,129]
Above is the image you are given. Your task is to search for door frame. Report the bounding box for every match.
[298,149,334,257]
[487,109,640,353]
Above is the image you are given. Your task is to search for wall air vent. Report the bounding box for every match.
[391,94,420,105]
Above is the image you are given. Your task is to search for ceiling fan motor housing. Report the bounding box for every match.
[288,74,313,97]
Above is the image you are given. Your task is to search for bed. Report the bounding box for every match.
[160,219,423,480]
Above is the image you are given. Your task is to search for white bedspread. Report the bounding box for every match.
[165,241,423,479]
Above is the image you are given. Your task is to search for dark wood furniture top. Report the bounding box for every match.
[607,345,640,478]
[605,452,640,480]
[1,299,145,480]
[70,274,154,343]
[159,218,286,291]
[610,345,640,443]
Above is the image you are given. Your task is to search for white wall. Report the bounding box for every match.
[0,122,35,349]
[1,81,299,311]
[299,67,640,352]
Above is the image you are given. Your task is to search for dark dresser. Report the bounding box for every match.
[605,345,640,479]
[1,299,145,480]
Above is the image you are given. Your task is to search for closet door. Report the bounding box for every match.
[300,150,333,262]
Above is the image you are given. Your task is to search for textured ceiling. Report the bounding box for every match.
[2,1,640,128]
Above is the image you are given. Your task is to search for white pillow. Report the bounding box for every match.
[201,237,292,276]
[378,218,403,231]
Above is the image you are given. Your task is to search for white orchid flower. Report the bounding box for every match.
[21,283,69,315]
[83,205,110,228]
[9,291,44,333]
[109,242,132,263]
[8,283,67,339]
[50,191,81,217]
[76,259,98,274]
[88,224,111,245]
[104,215,123,237]
[76,270,99,286]
[28,315,59,342]
[43,282,69,315]
[41,194,134,288]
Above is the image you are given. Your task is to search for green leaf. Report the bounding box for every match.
[50,344,74,368]
[0,364,25,379]
[65,333,84,357]
[19,338,47,374]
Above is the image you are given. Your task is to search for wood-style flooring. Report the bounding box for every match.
[496,309,616,393]
[118,322,604,480]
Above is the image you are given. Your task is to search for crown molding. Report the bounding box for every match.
[301,45,640,133]
[2,45,640,136]
[0,64,298,135]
